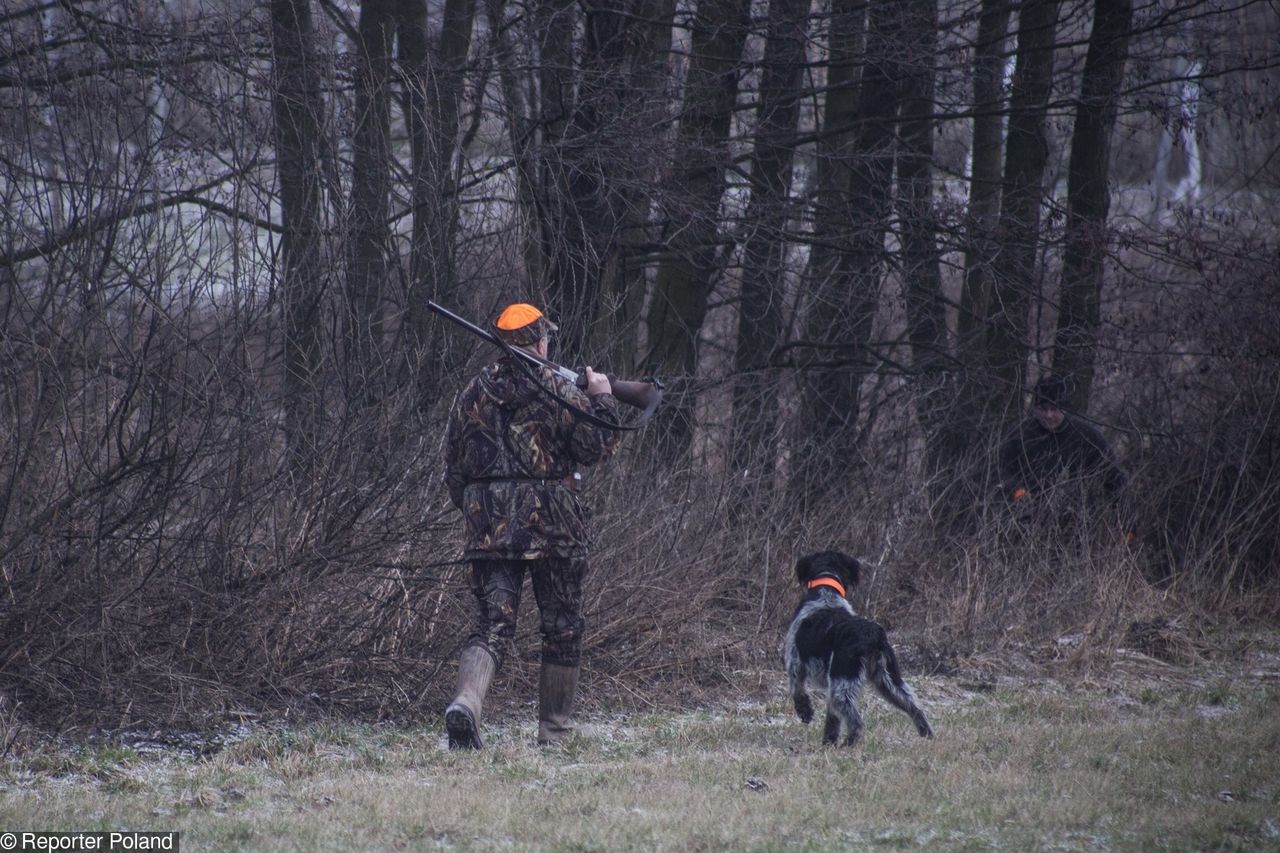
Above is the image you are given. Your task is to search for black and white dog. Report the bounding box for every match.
[784,551,934,746]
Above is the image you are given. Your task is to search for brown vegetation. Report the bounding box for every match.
[1,0,1278,729]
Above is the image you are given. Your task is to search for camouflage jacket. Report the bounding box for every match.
[444,358,623,560]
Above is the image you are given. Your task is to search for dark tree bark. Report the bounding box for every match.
[935,0,1013,488]
[958,0,1013,352]
[346,0,394,400]
[270,0,328,462]
[542,0,622,359]
[483,0,673,367]
[1053,0,1134,413]
[523,0,577,337]
[802,0,865,349]
[793,0,902,505]
[898,0,945,442]
[600,0,677,371]
[398,0,476,398]
[643,0,751,459]
[730,0,810,482]
[986,0,1060,423]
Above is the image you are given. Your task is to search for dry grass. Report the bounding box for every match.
[3,661,1278,851]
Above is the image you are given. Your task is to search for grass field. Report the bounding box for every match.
[3,664,1279,851]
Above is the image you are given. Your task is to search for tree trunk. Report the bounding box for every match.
[1053,0,1133,413]
[643,0,751,459]
[270,0,328,463]
[601,0,677,372]
[346,0,394,401]
[792,0,901,505]
[730,0,810,483]
[485,0,671,367]
[935,0,1012,487]
[545,0,620,359]
[958,0,1013,351]
[525,0,578,339]
[986,0,1059,423]
[898,0,945,443]
[399,0,476,399]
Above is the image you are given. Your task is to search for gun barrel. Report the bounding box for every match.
[426,300,496,344]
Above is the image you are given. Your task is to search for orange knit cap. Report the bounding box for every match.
[494,303,557,346]
[496,303,544,331]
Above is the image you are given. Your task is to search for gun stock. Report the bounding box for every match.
[605,376,663,413]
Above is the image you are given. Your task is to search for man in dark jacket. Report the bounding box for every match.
[997,373,1127,515]
[443,303,622,749]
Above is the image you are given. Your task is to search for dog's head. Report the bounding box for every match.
[795,551,861,595]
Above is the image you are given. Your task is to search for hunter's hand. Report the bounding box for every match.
[584,367,612,397]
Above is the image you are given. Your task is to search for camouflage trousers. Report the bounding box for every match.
[464,557,588,669]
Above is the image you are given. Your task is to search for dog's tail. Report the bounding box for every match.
[872,644,934,738]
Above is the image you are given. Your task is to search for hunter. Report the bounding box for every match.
[443,302,623,749]
[996,372,1128,514]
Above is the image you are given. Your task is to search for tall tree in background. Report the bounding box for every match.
[985,0,1060,424]
[793,0,902,504]
[898,0,946,460]
[482,0,668,364]
[346,0,395,401]
[271,0,328,462]
[520,0,579,341]
[730,0,810,482]
[791,0,863,487]
[958,0,1013,355]
[939,0,1012,475]
[644,0,752,458]
[599,0,677,370]
[1053,0,1134,412]
[543,0,664,362]
[399,0,476,399]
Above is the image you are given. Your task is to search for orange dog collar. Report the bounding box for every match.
[806,577,847,598]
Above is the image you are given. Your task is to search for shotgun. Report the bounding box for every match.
[427,301,663,426]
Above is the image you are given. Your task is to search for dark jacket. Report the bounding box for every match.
[444,358,623,560]
[997,413,1127,503]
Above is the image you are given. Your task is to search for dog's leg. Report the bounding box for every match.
[795,692,814,725]
[822,708,841,746]
[828,675,865,747]
[841,709,864,748]
[786,648,813,724]
[871,649,934,738]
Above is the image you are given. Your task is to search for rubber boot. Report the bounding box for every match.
[537,662,580,746]
[445,645,496,750]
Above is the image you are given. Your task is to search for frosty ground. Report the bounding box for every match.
[3,645,1279,851]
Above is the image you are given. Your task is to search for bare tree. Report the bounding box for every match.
[346,0,395,400]
[984,0,1060,424]
[939,0,1012,474]
[1052,0,1133,413]
[898,0,946,451]
[957,0,1012,355]
[730,0,810,483]
[792,0,904,504]
[271,0,330,462]
[597,0,678,370]
[399,0,476,400]
[643,0,752,458]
